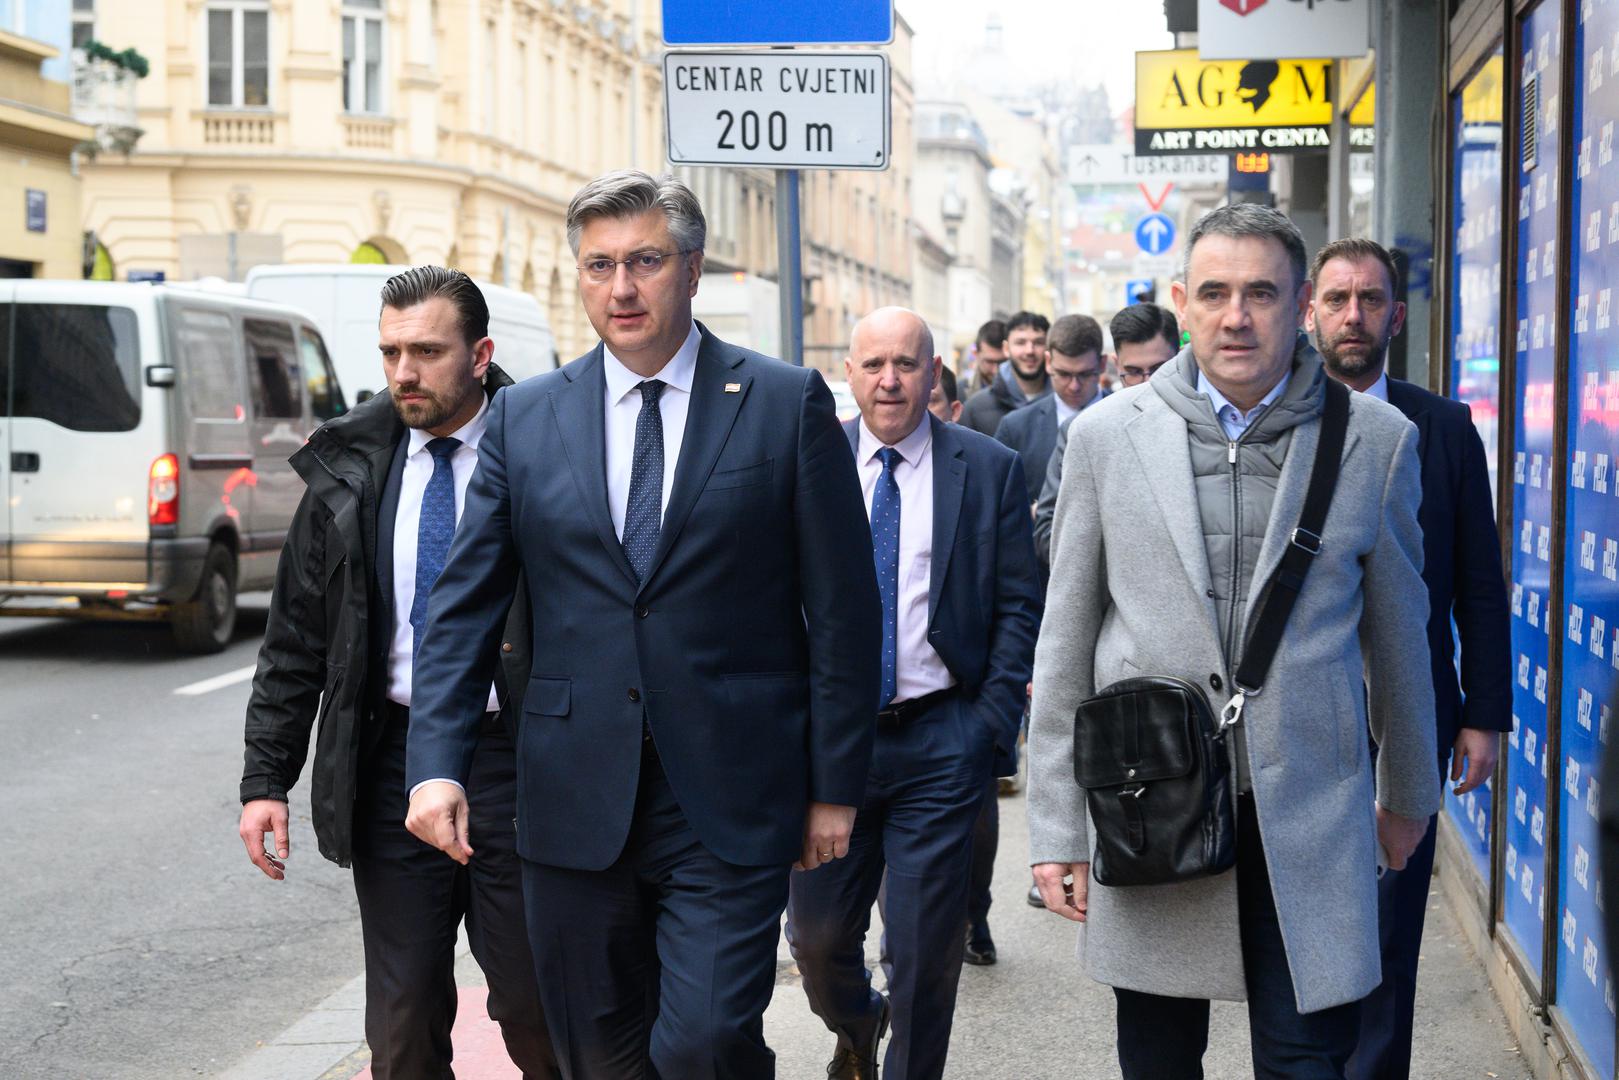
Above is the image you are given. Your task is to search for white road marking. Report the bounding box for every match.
[173,664,257,697]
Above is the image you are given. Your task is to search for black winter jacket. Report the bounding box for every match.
[239,365,530,867]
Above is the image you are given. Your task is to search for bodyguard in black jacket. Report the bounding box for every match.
[237,267,555,1079]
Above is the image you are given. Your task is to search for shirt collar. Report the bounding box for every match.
[1196,368,1291,423]
[603,322,701,405]
[1054,395,1080,426]
[858,413,933,469]
[1361,371,1390,402]
[407,391,489,458]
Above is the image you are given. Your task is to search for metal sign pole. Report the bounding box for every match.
[775,168,804,365]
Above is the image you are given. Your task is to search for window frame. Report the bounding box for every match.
[205,0,270,110]
[341,0,385,116]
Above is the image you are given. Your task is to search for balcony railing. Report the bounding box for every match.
[342,115,396,152]
[202,112,277,145]
[71,53,142,152]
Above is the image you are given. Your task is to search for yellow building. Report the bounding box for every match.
[0,24,94,278]
[76,0,665,357]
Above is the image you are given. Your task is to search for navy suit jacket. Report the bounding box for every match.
[992,395,1060,492]
[1386,378,1512,752]
[842,414,1042,757]
[406,325,882,870]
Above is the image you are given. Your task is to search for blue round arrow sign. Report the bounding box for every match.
[1134,212,1176,256]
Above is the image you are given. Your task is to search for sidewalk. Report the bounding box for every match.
[222,786,1529,1080]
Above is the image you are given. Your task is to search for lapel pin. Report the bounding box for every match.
[724,382,742,393]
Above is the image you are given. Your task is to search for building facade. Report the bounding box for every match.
[0,3,94,278]
[913,99,998,362]
[74,0,665,357]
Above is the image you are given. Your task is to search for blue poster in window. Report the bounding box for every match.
[1502,0,1562,976]
[1555,0,1619,1069]
[1448,48,1506,881]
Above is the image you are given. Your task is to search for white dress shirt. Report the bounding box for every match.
[856,417,956,704]
[1197,369,1293,442]
[604,322,701,538]
[1054,395,1079,428]
[1361,371,1390,402]
[387,395,500,712]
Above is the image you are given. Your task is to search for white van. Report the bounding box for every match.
[0,281,346,651]
[244,264,557,402]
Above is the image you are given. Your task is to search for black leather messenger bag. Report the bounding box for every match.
[1072,378,1350,887]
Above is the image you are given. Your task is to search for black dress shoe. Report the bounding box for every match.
[964,922,997,966]
[1027,883,1046,908]
[826,994,890,1079]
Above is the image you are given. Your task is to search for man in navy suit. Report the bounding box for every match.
[402,171,882,1079]
[786,308,1041,1080]
[1307,238,1512,1080]
[993,313,1107,491]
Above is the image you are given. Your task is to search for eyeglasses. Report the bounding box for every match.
[1050,368,1101,384]
[576,249,691,283]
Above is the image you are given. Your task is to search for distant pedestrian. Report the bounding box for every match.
[929,363,963,423]
[237,266,557,1079]
[1310,238,1511,1080]
[994,314,1106,495]
[786,307,1040,1080]
[958,320,1007,400]
[959,311,1050,435]
[1028,204,1439,1079]
[1032,303,1178,566]
[402,170,881,1078]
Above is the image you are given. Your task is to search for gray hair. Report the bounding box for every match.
[1179,203,1307,289]
[566,170,707,257]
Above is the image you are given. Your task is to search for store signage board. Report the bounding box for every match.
[664,51,891,170]
[1135,49,1337,156]
[1198,0,1369,61]
[661,0,893,46]
[1068,143,1229,185]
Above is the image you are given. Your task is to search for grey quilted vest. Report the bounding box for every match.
[1151,340,1327,790]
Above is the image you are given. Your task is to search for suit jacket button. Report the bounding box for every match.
[501,642,514,653]
[636,605,649,619]
[1210,674,1223,691]
[628,688,641,703]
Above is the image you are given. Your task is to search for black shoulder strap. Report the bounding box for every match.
[1232,377,1351,695]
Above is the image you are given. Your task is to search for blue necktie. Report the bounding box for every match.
[622,380,665,583]
[410,436,460,665]
[872,446,901,707]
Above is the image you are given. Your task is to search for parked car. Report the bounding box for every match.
[244,264,557,402]
[0,281,346,652]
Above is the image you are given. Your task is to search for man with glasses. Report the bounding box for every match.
[1033,304,1179,566]
[403,170,881,1078]
[993,314,1106,496]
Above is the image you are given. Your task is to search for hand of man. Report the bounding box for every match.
[1375,804,1430,872]
[1032,861,1089,922]
[405,781,474,865]
[795,802,856,871]
[1450,727,1500,796]
[239,799,290,880]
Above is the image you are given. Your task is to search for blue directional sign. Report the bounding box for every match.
[662,0,894,45]
[1135,213,1176,256]
[1126,279,1155,305]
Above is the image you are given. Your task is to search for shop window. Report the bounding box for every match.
[1444,46,1504,885]
[1501,0,1563,981]
[1554,0,1619,1068]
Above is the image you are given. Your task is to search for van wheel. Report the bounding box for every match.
[171,543,238,653]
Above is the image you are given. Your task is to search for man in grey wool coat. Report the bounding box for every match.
[1026,203,1440,1079]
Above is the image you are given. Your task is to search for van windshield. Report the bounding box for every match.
[4,303,142,432]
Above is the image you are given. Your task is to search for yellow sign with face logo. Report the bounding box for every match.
[1134,49,1338,156]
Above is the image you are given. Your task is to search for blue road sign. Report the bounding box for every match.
[127,269,166,283]
[662,0,894,45]
[1126,279,1155,305]
[1134,213,1175,256]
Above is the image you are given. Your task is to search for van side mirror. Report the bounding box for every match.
[145,365,176,388]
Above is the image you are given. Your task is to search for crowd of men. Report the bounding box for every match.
[237,171,1509,1080]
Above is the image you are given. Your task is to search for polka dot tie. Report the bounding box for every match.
[622,379,665,583]
[410,436,461,665]
[872,446,901,708]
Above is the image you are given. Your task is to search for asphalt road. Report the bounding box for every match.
[3,600,1527,1079]
[0,597,365,1080]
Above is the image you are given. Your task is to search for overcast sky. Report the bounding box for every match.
[901,0,1174,109]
